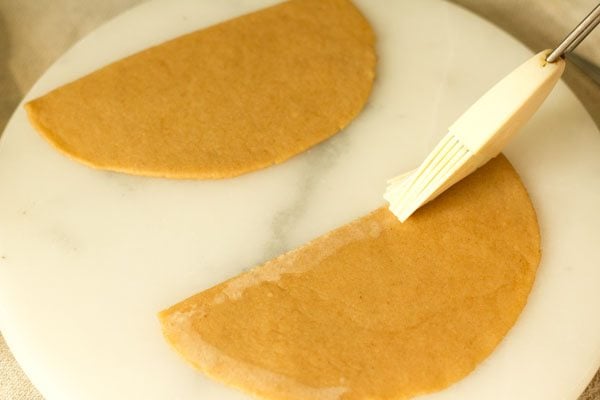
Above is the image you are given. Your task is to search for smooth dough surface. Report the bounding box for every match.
[159,155,541,400]
[25,0,375,179]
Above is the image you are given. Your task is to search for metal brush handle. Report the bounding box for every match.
[546,3,600,63]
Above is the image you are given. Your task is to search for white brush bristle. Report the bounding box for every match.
[384,133,470,222]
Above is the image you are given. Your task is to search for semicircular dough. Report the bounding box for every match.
[25,0,375,179]
[159,155,541,400]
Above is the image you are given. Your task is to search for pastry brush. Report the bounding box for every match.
[385,3,600,222]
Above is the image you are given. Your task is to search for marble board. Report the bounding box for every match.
[1,0,600,399]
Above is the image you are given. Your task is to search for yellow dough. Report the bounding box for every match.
[25,0,375,179]
[159,155,541,400]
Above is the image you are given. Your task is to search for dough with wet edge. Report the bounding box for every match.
[159,155,541,400]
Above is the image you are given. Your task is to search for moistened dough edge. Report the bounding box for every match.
[24,0,376,179]
[159,155,541,400]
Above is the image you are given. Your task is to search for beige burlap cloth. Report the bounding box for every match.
[0,1,599,399]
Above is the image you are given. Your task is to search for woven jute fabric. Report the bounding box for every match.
[0,0,598,399]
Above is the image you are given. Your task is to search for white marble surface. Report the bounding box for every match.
[1,1,600,399]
